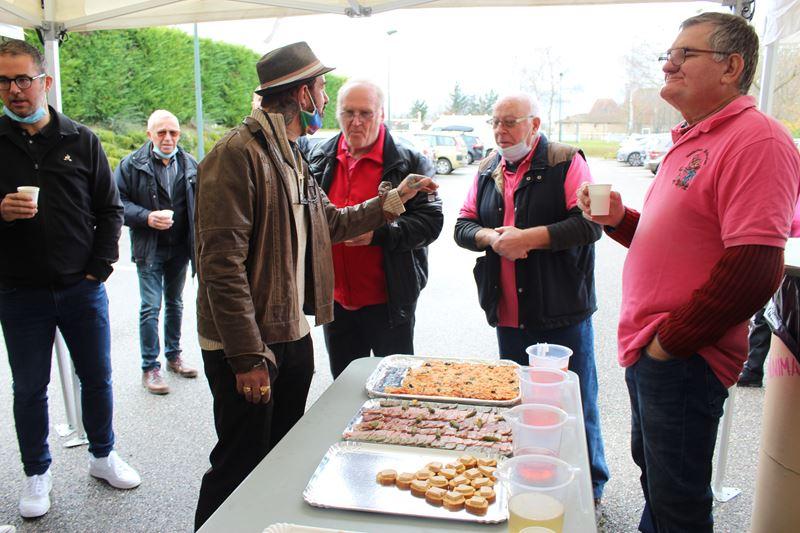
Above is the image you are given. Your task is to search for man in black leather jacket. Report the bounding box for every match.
[309,80,443,378]
[115,110,199,394]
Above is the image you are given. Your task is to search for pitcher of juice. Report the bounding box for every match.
[496,454,583,533]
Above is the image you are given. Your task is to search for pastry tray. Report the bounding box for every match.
[342,398,513,456]
[365,355,521,406]
[303,441,507,524]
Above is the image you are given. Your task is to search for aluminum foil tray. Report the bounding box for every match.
[365,355,521,406]
[342,398,513,456]
[303,441,507,524]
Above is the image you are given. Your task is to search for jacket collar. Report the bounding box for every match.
[130,141,190,176]
[321,129,403,170]
[247,108,302,175]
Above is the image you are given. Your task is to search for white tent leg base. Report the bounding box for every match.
[63,434,89,448]
[713,486,742,502]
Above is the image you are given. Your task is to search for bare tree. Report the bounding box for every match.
[516,47,563,136]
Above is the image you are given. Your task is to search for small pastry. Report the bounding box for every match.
[459,455,477,468]
[464,467,481,480]
[425,486,446,506]
[454,484,476,498]
[465,495,489,515]
[439,467,457,480]
[415,469,433,481]
[471,477,491,488]
[426,461,442,473]
[410,479,430,497]
[443,490,465,511]
[478,465,497,479]
[450,475,469,489]
[396,472,414,490]
[477,457,497,467]
[376,469,397,486]
[447,462,466,474]
[429,475,448,488]
[478,485,496,503]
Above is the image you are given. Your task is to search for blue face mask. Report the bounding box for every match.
[299,86,323,135]
[3,105,47,124]
[153,144,178,160]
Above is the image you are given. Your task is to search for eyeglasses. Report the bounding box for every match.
[487,115,534,129]
[339,110,376,122]
[658,48,733,66]
[155,130,180,138]
[0,73,46,91]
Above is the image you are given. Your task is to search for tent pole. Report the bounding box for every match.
[194,23,205,159]
[758,41,776,115]
[41,22,62,112]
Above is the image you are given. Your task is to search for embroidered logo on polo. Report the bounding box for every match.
[672,149,708,190]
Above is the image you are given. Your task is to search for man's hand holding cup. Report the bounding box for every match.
[147,209,175,230]
[1,188,39,222]
[576,182,625,227]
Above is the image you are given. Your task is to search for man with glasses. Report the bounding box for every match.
[0,38,140,519]
[194,43,437,528]
[308,79,443,378]
[454,93,609,508]
[115,110,199,394]
[577,12,800,532]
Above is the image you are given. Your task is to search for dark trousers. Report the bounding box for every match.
[0,279,115,476]
[323,302,415,379]
[497,318,610,499]
[194,334,314,530]
[626,352,728,533]
[136,244,189,371]
[743,307,770,377]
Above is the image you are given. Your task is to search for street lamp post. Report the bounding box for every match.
[386,29,397,129]
[558,72,564,142]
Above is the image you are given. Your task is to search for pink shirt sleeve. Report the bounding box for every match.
[564,154,593,210]
[459,171,481,219]
[717,140,800,248]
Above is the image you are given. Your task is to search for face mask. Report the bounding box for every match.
[497,139,532,163]
[153,144,178,160]
[3,105,47,124]
[299,86,323,135]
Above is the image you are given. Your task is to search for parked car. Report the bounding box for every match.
[642,134,673,175]
[409,131,468,174]
[460,134,485,164]
[616,134,648,166]
[392,131,435,165]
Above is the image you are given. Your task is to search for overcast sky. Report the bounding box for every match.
[178,1,750,120]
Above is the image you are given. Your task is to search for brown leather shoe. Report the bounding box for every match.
[142,368,170,395]
[166,357,198,378]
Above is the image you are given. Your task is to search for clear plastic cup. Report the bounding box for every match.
[526,343,573,372]
[518,367,569,407]
[504,403,572,457]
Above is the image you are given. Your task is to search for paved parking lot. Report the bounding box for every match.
[0,158,765,532]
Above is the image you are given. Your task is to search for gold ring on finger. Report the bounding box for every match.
[260,386,270,394]
[243,386,252,393]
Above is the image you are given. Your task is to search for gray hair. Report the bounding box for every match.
[337,79,385,112]
[0,38,46,74]
[681,12,759,94]
[147,110,179,131]
[494,93,541,120]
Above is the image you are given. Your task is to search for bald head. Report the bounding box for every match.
[493,93,540,120]
[337,79,385,157]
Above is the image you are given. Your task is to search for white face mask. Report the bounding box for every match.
[497,139,532,163]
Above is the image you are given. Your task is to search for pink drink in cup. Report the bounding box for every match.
[526,343,573,372]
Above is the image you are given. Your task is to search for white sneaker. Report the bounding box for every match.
[88,451,141,489]
[19,468,52,518]
[0,526,17,533]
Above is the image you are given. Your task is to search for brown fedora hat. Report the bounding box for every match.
[255,41,334,97]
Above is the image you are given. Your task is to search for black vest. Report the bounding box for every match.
[471,135,597,330]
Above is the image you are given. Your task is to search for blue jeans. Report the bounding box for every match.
[0,279,115,476]
[136,245,189,371]
[497,318,610,499]
[626,351,727,533]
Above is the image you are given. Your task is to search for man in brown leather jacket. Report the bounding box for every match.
[193,42,437,529]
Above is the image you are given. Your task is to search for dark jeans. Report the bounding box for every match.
[323,302,415,379]
[0,279,115,476]
[195,334,314,530]
[497,318,610,499]
[136,244,189,371]
[743,307,770,377]
[626,351,728,533]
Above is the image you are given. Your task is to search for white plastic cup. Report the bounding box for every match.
[505,403,572,458]
[526,343,573,372]
[17,186,40,205]
[518,367,569,407]
[587,184,612,216]
[162,209,174,221]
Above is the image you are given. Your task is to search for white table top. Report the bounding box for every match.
[199,357,597,533]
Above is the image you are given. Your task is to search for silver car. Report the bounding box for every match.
[616,135,648,166]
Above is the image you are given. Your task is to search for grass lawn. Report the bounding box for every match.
[576,140,618,160]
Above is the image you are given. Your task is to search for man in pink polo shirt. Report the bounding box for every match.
[578,12,800,532]
[455,93,609,505]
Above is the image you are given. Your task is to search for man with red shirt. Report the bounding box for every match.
[578,12,800,532]
[309,80,443,378]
